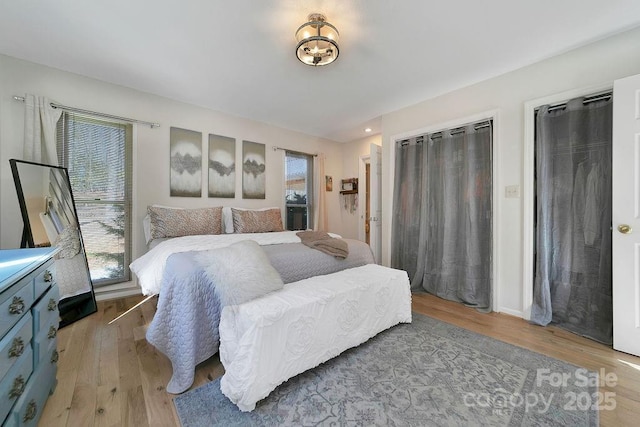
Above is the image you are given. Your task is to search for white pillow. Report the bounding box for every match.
[143,214,152,244]
[222,206,281,233]
[222,207,233,233]
[197,240,284,306]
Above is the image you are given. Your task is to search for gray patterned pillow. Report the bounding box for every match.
[148,206,223,239]
[231,208,284,233]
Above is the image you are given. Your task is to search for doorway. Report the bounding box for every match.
[358,155,370,244]
[365,162,371,244]
[523,84,612,321]
[526,78,640,357]
[359,144,382,263]
[390,120,494,310]
[530,92,613,345]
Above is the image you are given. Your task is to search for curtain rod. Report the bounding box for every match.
[397,120,492,145]
[13,95,160,128]
[272,146,318,157]
[542,91,612,113]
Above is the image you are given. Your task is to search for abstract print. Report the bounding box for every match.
[208,134,235,198]
[170,127,202,197]
[242,140,266,199]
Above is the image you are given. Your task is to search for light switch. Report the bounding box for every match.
[505,185,520,198]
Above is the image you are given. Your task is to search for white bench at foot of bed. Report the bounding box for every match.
[219,263,412,412]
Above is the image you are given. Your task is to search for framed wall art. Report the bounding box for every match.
[208,134,236,198]
[242,140,266,199]
[325,175,333,191]
[170,127,202,197]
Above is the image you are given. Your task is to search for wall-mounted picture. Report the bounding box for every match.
[326,175,333,191]
[170,127,202,197]
[208,134,236,198]
[242,140,266,199]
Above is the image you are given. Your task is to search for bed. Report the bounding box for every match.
[130,206,375,394]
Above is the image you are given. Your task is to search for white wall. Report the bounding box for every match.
[380,26,640,317]
[0,55,345,265]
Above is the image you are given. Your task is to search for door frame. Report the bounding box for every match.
[388,109,500,312]
[358,154,370,243]
[522,82,612,320]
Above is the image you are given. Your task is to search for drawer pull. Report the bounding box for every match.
[43,269,53,282]
[48,325,57,339]
[8,296,25,315]
[23,399,37,422]
[51,349,59,364]
[47,298,57,311]
[9,375,25,399]
[8,337,25,358]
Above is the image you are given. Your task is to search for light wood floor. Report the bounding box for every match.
[38,293,640,427]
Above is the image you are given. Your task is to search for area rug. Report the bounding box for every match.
[174,313,598,426]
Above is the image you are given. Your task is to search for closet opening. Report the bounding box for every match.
[391,119,493,311]
[531,91,613,345]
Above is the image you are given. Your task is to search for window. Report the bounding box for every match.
[285,151,314,230]
[57,113,133,286]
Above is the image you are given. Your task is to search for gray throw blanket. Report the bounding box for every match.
[296,230,349,259]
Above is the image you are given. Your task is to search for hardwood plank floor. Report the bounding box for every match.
[38,293,640,426]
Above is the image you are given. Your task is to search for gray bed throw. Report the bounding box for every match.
[296,230,349,259]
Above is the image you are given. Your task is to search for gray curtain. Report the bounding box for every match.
[392,124,493,310]
[531,97,612,345]
[391,138,426,285]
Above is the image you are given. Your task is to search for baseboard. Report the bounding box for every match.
[496,306,524,319]
[94,281,141,302]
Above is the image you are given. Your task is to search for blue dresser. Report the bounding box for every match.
[0,248,59,426]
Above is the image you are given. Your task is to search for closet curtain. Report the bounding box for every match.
[391,123,492,310]
[531,97,612,345]
[23,94,62,164]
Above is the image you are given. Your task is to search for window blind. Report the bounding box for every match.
[57,112,133,285]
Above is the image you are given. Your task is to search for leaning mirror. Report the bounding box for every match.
[10,159,97,327]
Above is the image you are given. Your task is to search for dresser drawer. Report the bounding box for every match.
[0,347,32,423]
[0,281,34,339]
[33,322,57,371]
[33,261,55,302]
[31,286,59,337]
[4,356,56,427]
[0,315,32,384]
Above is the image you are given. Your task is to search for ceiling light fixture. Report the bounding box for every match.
[295,13,339,66]
[364,128,372,133]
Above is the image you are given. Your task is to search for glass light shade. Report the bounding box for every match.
[295,13,340,66]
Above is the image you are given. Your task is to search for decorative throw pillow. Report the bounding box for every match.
[231,208,284,233]
[222,207,280,233]
[148,206,223,239]
[197,240,284,307]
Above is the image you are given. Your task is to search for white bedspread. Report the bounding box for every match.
[130,231,338,295]
[219,264,412,412]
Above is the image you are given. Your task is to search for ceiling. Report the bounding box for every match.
[1,1,639,143]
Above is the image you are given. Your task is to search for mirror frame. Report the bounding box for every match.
[10,158,97,327]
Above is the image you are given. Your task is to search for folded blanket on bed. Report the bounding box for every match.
[296,230,349,259]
